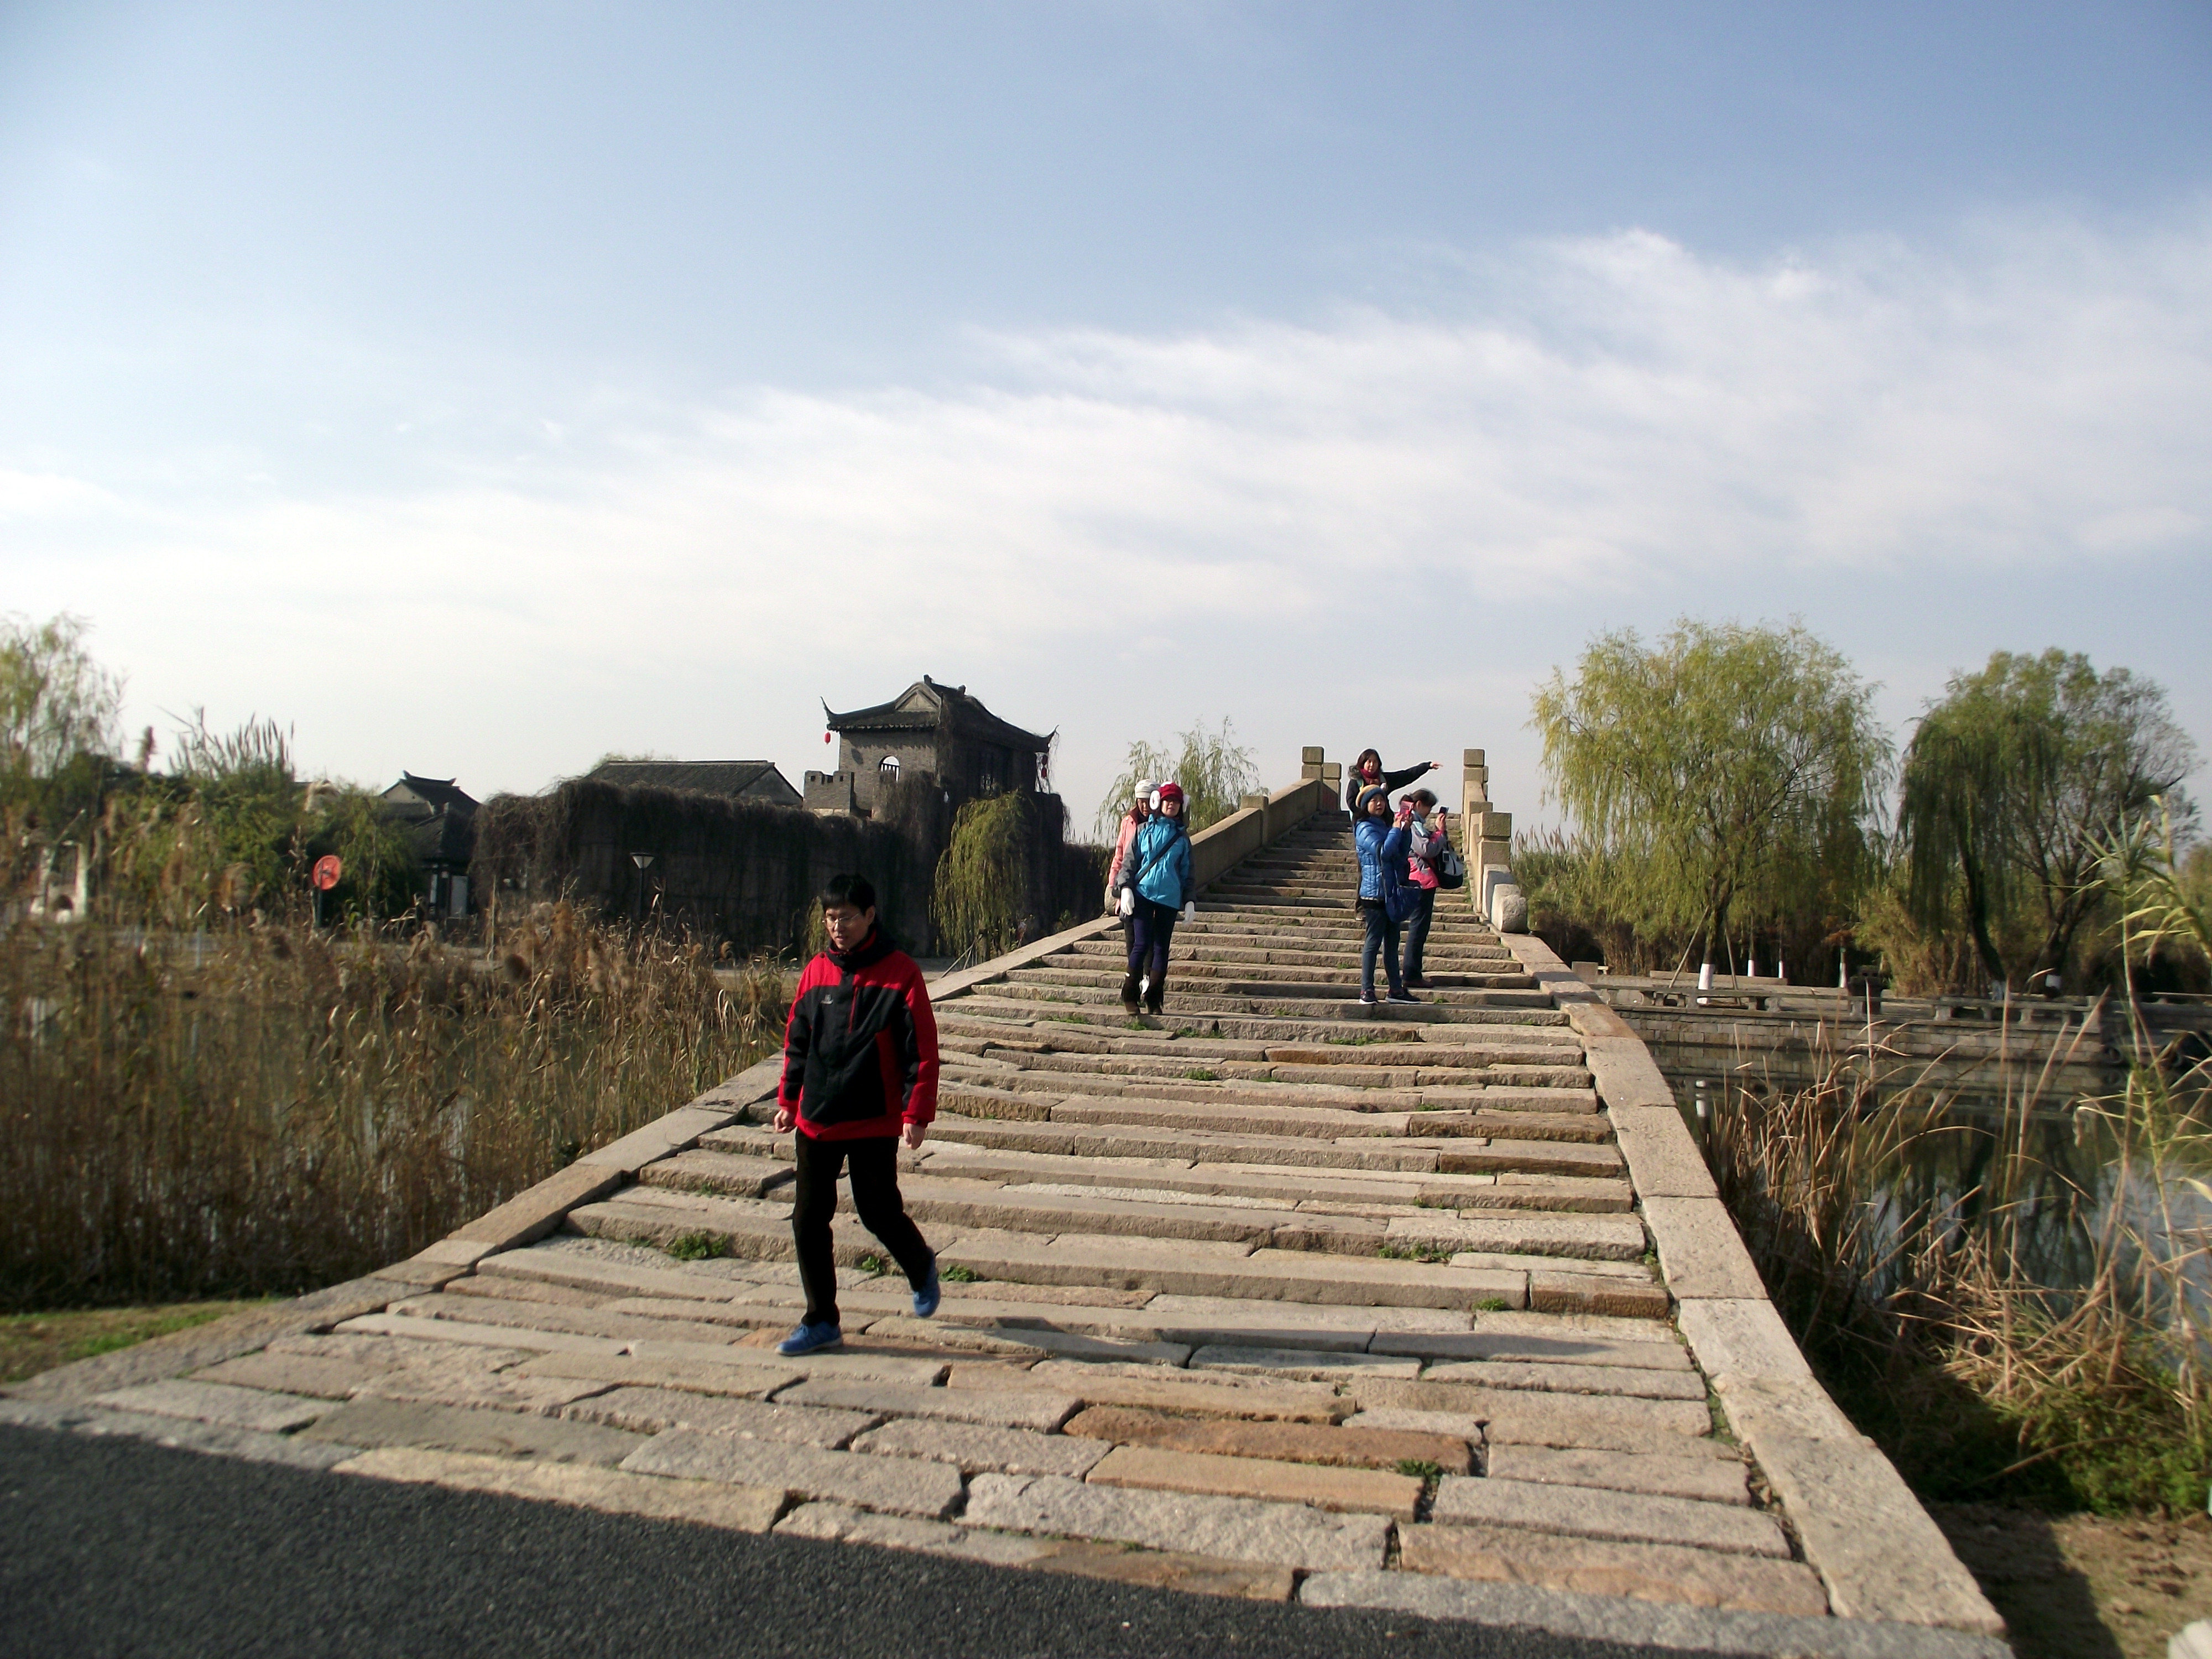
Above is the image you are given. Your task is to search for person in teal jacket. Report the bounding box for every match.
[1114,782,1193,1015]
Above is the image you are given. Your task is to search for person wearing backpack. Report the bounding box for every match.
[1114,781,1193,1016]
[1401,788,1449,990]
[1354,784,1420,1005]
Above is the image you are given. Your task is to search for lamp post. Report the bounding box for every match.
[630,853,654,927]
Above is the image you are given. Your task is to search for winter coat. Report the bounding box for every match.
[1406,817,1445,891]
[1355,816,1411,904]
[777,926,938,1141]
[1105,809,1145,899]
[1344,760,1431,817]
[1118,815,1194,910]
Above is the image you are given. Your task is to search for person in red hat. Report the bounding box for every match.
[1112,781,1193,1015]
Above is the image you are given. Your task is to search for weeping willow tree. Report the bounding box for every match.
[1092,718,1258,839]
[1531,619,1890,970]
[1898,650,2198,988]
[932,790,1037,959]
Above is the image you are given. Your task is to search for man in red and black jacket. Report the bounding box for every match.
[771,873,941,1355]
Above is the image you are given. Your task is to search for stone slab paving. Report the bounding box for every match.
[0,797,2005,1653]
[560,1385,878,1447]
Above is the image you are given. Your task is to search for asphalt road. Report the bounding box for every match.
[0,1423,1682,1659]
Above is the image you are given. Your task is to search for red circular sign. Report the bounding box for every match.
[312,854,342,891]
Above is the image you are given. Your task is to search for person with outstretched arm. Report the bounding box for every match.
[771,873,941,1356]
[1343,749,1438,820]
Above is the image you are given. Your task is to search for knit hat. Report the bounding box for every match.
[1356,784,1390,815]
[1155,782,1185,807]
[1133,779,1155,802]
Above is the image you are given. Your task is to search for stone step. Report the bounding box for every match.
[1062,1403,1474,1474]
[1065,941,1520,971]
[1087,1442,1423,1522]
[908,1112,1455,1173]
[930,1229,1529,1312]
[911,1143,1631,1214]
[621,1427,967,1520]
[940,1024,1585,1072]
[1396,1524,1827,1616]
[1483,1444,1750,1506]
[848,1416,1110,1480]
[1008,963,1548,997]
[962,1470,1390,1573]
[942,992,1571,1036]
[947,1058,1603,1118]
[564,1384,879,1448]
[1431,1475,1788,1558]
[978,979,1556,1020]
[1349,1381,1710,1449]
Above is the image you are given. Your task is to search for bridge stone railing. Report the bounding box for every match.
[1458,747,1526,932]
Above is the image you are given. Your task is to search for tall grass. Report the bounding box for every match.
[1704,1022,2212,1512]
[0,905,785,1311]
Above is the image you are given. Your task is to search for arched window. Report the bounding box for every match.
[878,755,901,781]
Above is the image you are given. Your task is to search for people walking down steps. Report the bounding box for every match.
[1354,784,1421,1005]
[1401,787,1448,990]
[1342,748,1438,821]
[1103,778,1153,913]
[1114,781,1195,1016]
[771,873,942,1357]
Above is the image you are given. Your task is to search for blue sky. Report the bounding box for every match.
[4,2,2209,831]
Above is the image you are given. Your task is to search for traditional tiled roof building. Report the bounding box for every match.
[805,676,1053,818]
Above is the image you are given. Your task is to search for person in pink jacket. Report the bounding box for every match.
[1401,789,1450,989]
[1104,779,1155,912]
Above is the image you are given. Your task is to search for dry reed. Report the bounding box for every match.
[1704,1016,2212,1511]
[0,904,785,1311]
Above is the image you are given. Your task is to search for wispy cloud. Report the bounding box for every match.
[14,210,2210,812]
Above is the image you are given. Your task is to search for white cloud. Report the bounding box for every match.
[13,210,2211,822]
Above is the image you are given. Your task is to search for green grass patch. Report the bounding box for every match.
[1378,1243,1454,1265]
[856,1253,888,1276]
[1183,1068,1219,1082]
[1394,1458,1443,1479]
[0,1300,274,1387]
[1474,1297,1511,1312]
[666,1231,730,1261]
[940,1263,980,1284]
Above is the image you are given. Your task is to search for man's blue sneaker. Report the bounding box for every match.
[776,1321,843,1356]
[912,1258,942,1319]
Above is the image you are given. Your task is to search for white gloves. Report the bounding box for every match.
[1183,901,1196,921]
[1117,888,1136,918]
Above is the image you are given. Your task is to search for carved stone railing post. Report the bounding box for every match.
[1458,746,1525,932]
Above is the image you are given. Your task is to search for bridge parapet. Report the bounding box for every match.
[1457,747,1525,931]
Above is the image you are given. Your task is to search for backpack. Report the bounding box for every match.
[1433,840,1467,891]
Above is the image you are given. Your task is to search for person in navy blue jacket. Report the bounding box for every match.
[1353,784,1420,1005]
[1114,782,1194,1016]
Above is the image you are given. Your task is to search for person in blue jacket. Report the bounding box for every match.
[1354,783,1420,1005]
[1114,781,1193,1016]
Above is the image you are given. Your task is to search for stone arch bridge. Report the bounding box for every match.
[4,750,2007,1657]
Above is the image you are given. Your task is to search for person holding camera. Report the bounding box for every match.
[1401,788,1449,989]
[1353,784,1420,1005]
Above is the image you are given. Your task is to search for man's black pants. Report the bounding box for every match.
[790,1130,934,1327]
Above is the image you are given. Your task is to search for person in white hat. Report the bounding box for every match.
[1104,778,1154,914]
